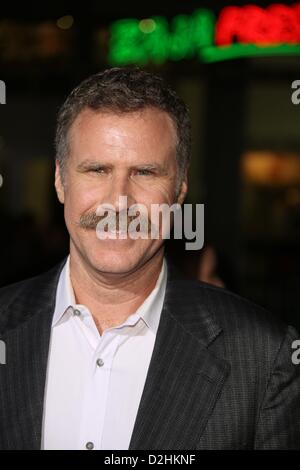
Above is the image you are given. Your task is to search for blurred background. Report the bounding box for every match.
[0,0,300,329]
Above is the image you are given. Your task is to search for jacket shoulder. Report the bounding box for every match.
[0,260,66,332]
[176,278,297,344]
[0,276,41,311]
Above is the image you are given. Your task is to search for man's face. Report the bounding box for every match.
[55,107,187,274]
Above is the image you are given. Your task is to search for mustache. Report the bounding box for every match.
[79,210,153,233]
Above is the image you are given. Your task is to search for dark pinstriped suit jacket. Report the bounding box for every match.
[0,258,299,450]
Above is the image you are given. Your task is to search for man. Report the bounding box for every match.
[0,67,299,450]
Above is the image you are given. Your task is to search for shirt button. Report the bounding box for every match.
[73,309,81,317]
[96,358,104,367]
[85,441,94,450]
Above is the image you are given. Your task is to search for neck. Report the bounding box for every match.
[69,246,164,334]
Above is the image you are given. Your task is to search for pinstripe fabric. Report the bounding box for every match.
[0,262,64,449]
[0,258,299,449]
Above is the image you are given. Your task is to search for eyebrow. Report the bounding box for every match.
[76,159,168,174]
[76,160,109,172]
[131,163,168,173]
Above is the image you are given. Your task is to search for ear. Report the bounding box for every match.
[176,172,188,205]
[55,160,65,204]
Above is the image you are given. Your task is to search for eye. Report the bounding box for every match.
[89,167,106,174]
[136,169,154,176]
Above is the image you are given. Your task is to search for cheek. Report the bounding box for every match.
[64,184,100,221]
[138,181,176,206]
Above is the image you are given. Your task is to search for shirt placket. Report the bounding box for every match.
[78,330,122,450]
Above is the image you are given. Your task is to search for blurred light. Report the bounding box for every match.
[109,4,300,66]
[56,15,74,30]
[216,4,300,46]
[0,174,3,188]
[242,151,300,186]
[139,19,156,34]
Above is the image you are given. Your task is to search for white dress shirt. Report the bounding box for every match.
[41,256,167,450]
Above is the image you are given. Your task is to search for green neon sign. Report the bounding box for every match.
[109,10,214,65]
[108,6,300,65]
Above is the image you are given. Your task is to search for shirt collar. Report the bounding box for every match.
[52,256,75,327]
[52,255,167,334]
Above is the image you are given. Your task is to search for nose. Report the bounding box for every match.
[105,171,135,212]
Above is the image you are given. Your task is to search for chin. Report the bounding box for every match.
[85,239,150,275]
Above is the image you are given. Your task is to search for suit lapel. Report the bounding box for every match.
[129,273,230,450]
[0,261,65,449]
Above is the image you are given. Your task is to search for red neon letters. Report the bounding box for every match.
[215,3,300,46]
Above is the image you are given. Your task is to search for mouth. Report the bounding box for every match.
[96,226,149,238]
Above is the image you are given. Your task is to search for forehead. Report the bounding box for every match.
[68,107,177,161]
